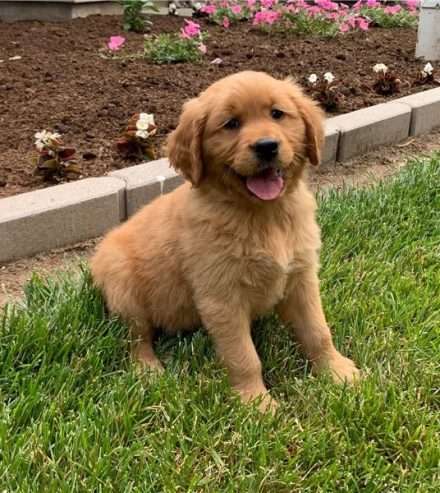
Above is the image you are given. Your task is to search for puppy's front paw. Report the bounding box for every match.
[236,386,279,414]
[314,351,360,384]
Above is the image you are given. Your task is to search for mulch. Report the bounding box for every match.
[0,14,435,197]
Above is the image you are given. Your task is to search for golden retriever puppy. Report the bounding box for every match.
[91,71,359,412]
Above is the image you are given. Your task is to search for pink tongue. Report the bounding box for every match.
[246,168,284,201]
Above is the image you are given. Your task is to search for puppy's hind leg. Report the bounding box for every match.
[130,320,164,373]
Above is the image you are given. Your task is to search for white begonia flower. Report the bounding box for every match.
[34,130,61,150]
[308,73,318,84]
[373,63,388,74]
[324,72,335,84]
[136,129,150,140]
[136,113,156,131]
[422,62,433,76]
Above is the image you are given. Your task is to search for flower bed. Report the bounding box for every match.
[0,5,437,198]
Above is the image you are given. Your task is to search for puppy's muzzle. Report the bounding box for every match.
[252,138,279,164]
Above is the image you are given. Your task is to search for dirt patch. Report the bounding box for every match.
[0,14,436,197]
[1,128,438,307]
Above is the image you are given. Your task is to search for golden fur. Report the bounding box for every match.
[91,71,359,412]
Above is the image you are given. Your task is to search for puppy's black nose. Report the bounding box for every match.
[253,138,279,161]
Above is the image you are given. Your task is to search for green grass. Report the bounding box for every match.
[1,156,439,492]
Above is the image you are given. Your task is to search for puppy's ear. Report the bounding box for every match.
[167,97,206,187]
[285,78,325,166]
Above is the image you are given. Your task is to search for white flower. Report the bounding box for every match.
[373,63,388,74]
[168,2,177,14]
[34,130,61,150]
[136,113,155,131]
[422,62,433,77]
[308,73,318,85]
[136,130,150,140]
[324,72,335,84]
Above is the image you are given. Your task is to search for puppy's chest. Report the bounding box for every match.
[238,239,295,312]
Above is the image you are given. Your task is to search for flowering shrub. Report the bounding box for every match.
[200,2,250,27]
[354,0,418,28]
[306,71,341,112]
[116,113,157,160]
[144,20,207,64]
[194,0,419,36]
[34,131,80,182]
[372,63,400,95]
[119,0,158,33]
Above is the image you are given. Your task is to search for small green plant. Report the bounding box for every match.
[34,130,80,182]
[284,10,340,37]
[120,0,158,33]
[144,34,204,64]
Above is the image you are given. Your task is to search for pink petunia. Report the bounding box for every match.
[356,17,370,31]
[231,5,242,15]
[200,4,216,15]
[261,0,276,8]
[339,23,350,33]
[223,16,230,29]
[406,0,419,11]
[366,0,380,7]
[384,5,402,14]
[253,10,280,25]
[107,35,126,51]
[307,6,322,16]
[180,19,201,39]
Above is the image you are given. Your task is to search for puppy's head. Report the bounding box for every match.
[167,71,324,202]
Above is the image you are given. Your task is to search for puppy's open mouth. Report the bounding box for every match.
[243,167,285,201]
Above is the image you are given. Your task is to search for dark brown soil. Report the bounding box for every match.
[0,14,435,197]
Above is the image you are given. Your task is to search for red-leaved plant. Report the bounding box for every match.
[34,130,80,182]
[116,113,157,160]
[372,63,400,95]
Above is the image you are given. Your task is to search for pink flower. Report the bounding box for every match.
[356,17,370,31]
[223,16,230,29]
[198,43,207,54]
[353,0,362,10]
[180,20,201,39]
[307,6,322,16]
[384,5,402,14]
[253,10,280,25]
[231,5,242,14]
[406,0,419,11]
[315,0,339,11]
[261,0,276,7]
[247,0,256,6]
[339,23,350,33]
[200,4,216,15]
[107,35,126,51]
[326,12,341,20]
[366,0,380,7]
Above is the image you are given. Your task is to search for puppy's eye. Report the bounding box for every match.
[224,118,240,130]
[271,109,284,120]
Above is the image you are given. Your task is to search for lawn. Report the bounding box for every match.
[1,156,439,492]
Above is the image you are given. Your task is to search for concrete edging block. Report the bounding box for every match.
[330,102,411,162]
[0,177,125,263]
[396,88,440,136]
[110,158,184,217]
[322,120,340,166]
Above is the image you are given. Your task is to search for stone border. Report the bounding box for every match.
[1,88,440,263]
